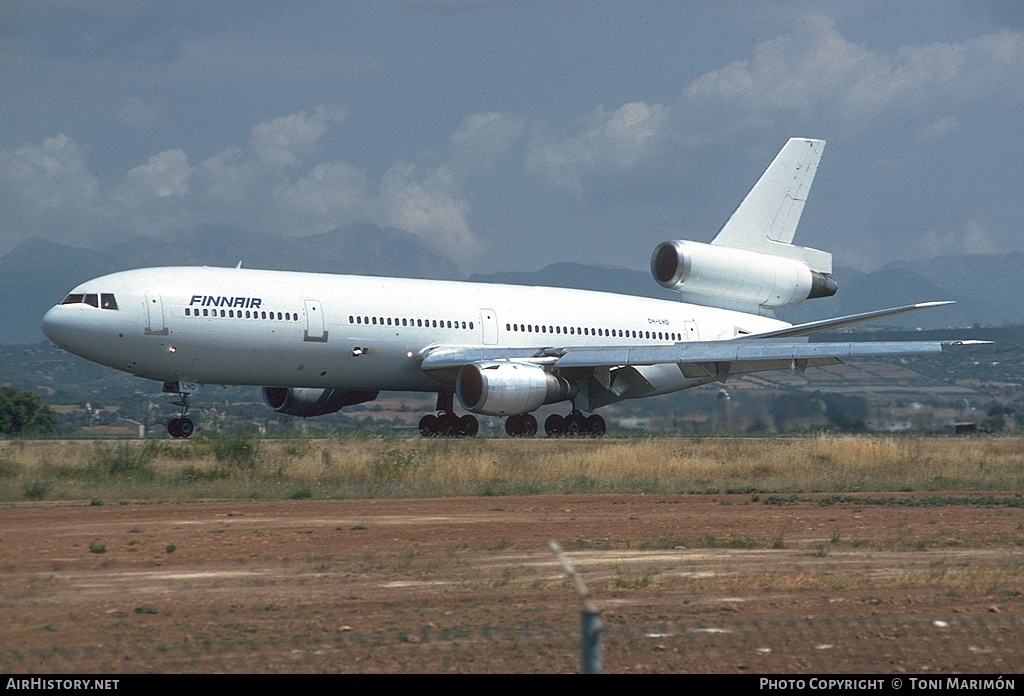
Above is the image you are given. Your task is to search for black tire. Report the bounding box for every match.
[545,414,566,437]
[523,413,538,437]
[419,414,439,437]
[436,412,458,437]
[505,414,522,437]
[458,414,479,437]
[178,418,195,438]
[587,414,606,437]
[168,418,182,438]
[566,411,587,436]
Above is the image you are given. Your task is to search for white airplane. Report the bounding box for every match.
[42,138,982,439]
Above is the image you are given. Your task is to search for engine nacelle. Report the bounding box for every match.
[456,361,576,416]
[651,240,837,310]
[262,387,378,417]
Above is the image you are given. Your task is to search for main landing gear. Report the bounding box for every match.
[419,393,479,438]
[506,410,606,438]
[504,413,538,437]
[167,391,195,439]
[544,409,606,438]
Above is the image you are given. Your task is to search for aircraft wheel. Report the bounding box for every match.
[522,413,538,437]
[565,411,588,437]
[505,414,522,437]
[419,414,439,437]
[544,414,566,438]
[586,414,606,438]
[178,418,195,438]
[436,411,458,437]
[168,418,182,438]
[457,414,479,437]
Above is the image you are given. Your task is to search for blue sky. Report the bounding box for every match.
[2,1,1023,274]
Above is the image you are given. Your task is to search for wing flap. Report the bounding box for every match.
[553,340,980,369]
[420,339,984,374]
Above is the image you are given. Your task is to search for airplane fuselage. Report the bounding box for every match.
[42,265,787,395]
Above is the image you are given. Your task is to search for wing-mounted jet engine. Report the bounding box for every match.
[262,387,378,417]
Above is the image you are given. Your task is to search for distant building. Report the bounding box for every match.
[77,419,145,439]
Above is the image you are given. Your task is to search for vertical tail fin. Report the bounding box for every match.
[711,138,831,273]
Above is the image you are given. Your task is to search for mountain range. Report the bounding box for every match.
[2,226,1021,344]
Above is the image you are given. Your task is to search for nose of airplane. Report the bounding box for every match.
[41,304,72,347]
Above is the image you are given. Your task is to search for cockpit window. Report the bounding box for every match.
[60,293,118,310]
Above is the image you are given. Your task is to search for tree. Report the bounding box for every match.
[0,386,56,436]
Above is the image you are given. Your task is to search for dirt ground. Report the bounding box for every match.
[1,493,1022,674]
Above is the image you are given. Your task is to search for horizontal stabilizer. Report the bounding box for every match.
[747,301,955,339]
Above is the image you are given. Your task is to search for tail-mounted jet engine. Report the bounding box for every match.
[262,387,378,417]
[651,240,837,310]
[456,361,577,416]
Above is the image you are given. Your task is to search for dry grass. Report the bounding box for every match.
[2,434,1024,503]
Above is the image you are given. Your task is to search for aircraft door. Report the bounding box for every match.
[303,299,328,342]
[145,294,168,335]
[683,320,699,341]
[480,308,498,345]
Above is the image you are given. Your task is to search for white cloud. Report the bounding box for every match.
[378,162,477,260]
[0,106,487,262]
[450,112,524,175]
[915,220,1003,260]
[527,101,668,199]
[122,149,191,198]
[0,135,103,244]
[681,18,1024,134]
[0,135,98,210]
[248,105,342,168]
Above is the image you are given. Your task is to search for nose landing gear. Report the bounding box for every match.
[167,391,195,439]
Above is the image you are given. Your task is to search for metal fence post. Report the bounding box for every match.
[550,540,603,674]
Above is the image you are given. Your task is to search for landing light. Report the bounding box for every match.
[168,346,177,353]
[407,351,413,358]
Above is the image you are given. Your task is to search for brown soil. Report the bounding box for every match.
[2,493,1022,673]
